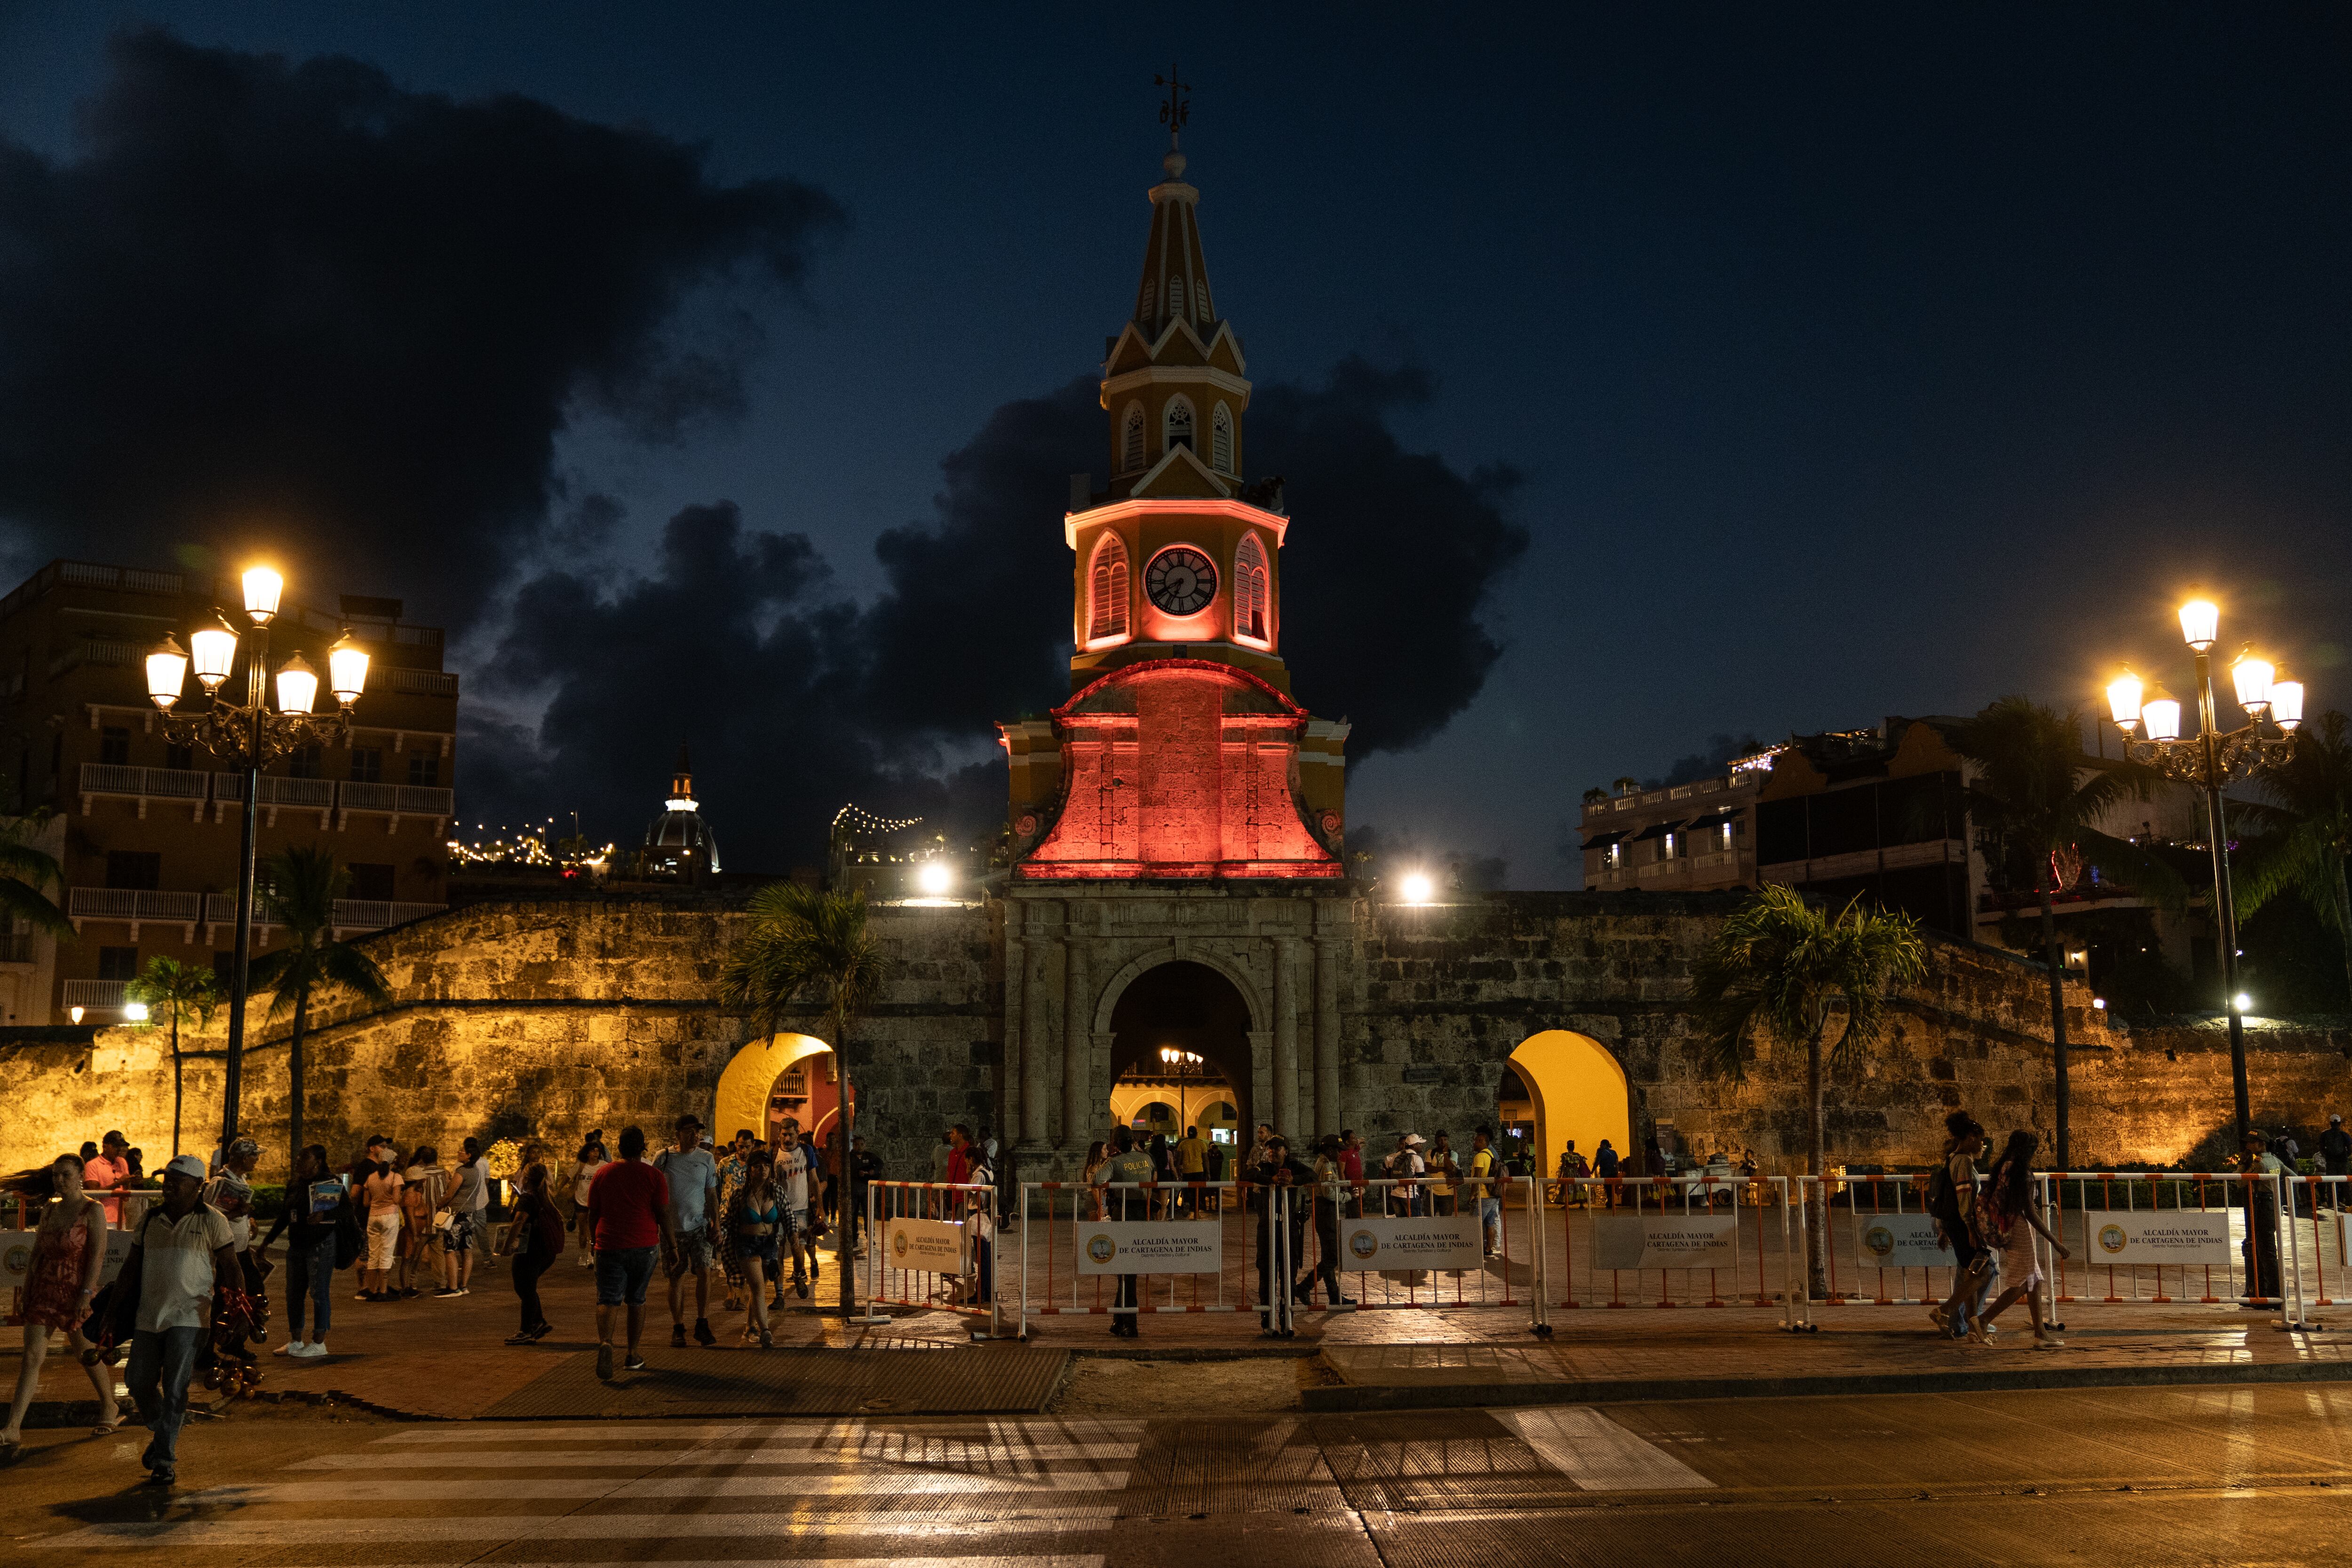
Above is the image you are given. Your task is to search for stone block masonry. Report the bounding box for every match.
[3,887,2343,1185]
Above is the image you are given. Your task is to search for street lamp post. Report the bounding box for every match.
[1158,1046,1206,1136]
[2104,594,2305,1147]
[145,567,369,1149]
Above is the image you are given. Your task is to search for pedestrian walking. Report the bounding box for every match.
[1338,1129,1365,1218]
[440,1137,492,1296]
[572,1132,607,1268]
[1248,1134,1315,1330]
[399,1146,445,1298]
[1928,1112,1991,1339]
[655,1114,719,1346]
[1975,1131,2069,1349]
[499,1161,565,1345]
[728,1150,786,1347]
[1094,1128,1155,1336]
[1,1153,120,1453]
[930,1129,954,1186]
[2241,1128,2285,1303]
[1468,1127,1504,1257]
[952,1140,997,1306]
[121,1154,238,1486]
[357,1145,404,1301]
[262,1144,344,1361]
[1080,1139,1110,1221]
[1594,1139,1621,1209]
[848,1133,882,1258]
[1309,1134,1357,1308]
[1427,1132,1459,1216]
[775,1123,819,1300]
[587,1125,674,1380]
[2320,1114,2351,1209]
[714,1128,755,1310]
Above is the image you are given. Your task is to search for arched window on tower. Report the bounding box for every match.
[1197,280,1212,321]
[1211,403,1234,473]
[1165,398,1194,455]
[1167,274,1186,321]
[1235,532,1269,643]
[1120,404,1145,473]
[1089,533,1130,642]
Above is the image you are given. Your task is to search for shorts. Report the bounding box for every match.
[666,1226,715,1276]
[595,1246,659,1306]
[442,1212,478,1254]
[735,1231,781,1270]
[366,1209,402,1270]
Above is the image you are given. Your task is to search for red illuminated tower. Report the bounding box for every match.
[1001,135,1347,879]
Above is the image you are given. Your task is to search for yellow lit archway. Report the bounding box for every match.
[713,1033,833,1146]
[1505,1030,1630,1179]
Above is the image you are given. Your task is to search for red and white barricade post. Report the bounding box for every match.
[1303,1175,1547,1335]
[864,1179,1003,1334]
[1547,1174,1806,1329]
[2034,1169,2333,1330]
[1803,1169,1982,1313]
[1017,1180,1297,1337]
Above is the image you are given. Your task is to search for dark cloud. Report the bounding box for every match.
[477,358,1529,869]
[0,29,842,627]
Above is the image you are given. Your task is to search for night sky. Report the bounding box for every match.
[2,6,2346,882]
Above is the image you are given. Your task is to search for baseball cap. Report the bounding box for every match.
[163,1153,207,1181]
[228,1137,259,1160]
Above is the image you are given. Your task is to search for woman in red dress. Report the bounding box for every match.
[2,1153,121,1453]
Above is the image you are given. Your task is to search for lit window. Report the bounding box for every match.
[1662,832,1678,860]
[1234,533,1269,641]
[1165,398,1194,453]
[1089,534,1130,641]
[1212,403,1234,472]
[1121,404,1145,473]
[1605,844,1623,868]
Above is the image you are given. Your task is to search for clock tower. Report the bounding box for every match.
[1000,133,1347,879]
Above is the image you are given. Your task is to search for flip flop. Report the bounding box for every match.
[91,1416,121,1436]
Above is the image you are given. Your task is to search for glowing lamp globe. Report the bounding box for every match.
[914,860,953,898]
[124,1001,150,1023]
[2231,651,2274,716]
[190,619,239,690]
[2141,694,2183,741]
[242,566,284,623]
[2178,597,2219,651]
[274,652,318,715]
[327,634,370,706]
[1399,871,1435,905]
[145,635,190,710]
[2104,670,2144,731]
[2270,676,2304,732]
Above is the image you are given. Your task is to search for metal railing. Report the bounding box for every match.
[1016,1179,1295,1338]
[1542,1175,1803,1327]
[62,978,129,1010]
[67,887,202,923]
[79,763,209,801]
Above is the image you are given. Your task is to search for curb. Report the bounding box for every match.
[1300,1357,2352,1411]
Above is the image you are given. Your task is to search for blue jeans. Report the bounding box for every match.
[286,1240,334,1342]
[1480,1196,1502,1249]
[595,1246,658,1306]
[127,1326,203,1473]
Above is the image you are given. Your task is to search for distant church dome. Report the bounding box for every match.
[644,743,719,879]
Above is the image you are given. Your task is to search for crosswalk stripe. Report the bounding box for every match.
[184,1469,1132,1504]
[376,1420,1144,1445]
[36,1510,1125,1548]
[1498,1407,1714,1491]
[298,1442,1137,1469]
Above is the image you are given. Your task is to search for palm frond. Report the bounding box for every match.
[0,875,74,939]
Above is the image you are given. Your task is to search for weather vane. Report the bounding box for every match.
[1155,64,1191,148]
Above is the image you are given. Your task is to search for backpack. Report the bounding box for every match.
[1924,1160,1958,1221]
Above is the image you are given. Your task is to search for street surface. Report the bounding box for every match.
[6,1385,2351,1565]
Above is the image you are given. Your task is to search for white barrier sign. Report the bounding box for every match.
[2,1227,132,1288]
[883,1217,964,1273]
[1853,1213,1950,1272]
[1593,1214,1740,1271]
[1337,1214,1485,1273]
[2076,1210,2233,1268]
[1074,1221,1223,1275]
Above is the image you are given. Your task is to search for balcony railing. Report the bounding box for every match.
[198,893,445,935]
[63,979,130,1011]
[367,667,460,697]
[68,888,203,933]
[80,763,211,813]
[78,765,448,829]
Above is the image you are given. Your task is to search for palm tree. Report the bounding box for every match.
[720,883,889,1320]
[1691,884,1927,1300]
[126,956,224,1157]
[1947,696,2182,1170]
[2236,710,2352,1005]
[246,845,392,1161]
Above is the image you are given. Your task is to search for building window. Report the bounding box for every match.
[1661,831,1679,861]
[350,748,382,784]
[1121,404,1146,472]
[1197,280,1212,320]
[104,850,160,891]
[165,742,194,772]
[1605,843,1624,869]
[1089,534,1130,641]
[1164,398,1194,454]
[1721,821,1736,851]
[347,862,395,901]
[1211,403,1233,472]
[1167,274,1185,320]
[98,946,140,982]
[289,744,321,780]
[406,754,438,788]
[1234,533,1269,642]
[100,726,130,766]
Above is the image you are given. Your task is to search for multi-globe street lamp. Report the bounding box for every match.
[2103,593,2305,1147]
[143,567,370,1147]
[1157,1045,1208,1136]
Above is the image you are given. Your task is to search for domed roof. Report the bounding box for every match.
[643,743,719,876]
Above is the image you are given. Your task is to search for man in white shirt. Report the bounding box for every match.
[655,1114,720,1347]
[774,1124,816,1300]
[124,1153,237,1487]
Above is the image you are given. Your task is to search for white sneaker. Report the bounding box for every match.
[294,1342,330,1358]
[273,1341,307,1357]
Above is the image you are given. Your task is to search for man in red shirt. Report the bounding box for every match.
[586,1125,675,1381]
[84,1130,131,1225]
[945,1124,973,1187]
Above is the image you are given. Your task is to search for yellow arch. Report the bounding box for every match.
[712,1033,832,1144]
[1506,1030,1630,1179]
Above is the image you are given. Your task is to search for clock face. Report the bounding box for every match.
[1145,547,1218,616]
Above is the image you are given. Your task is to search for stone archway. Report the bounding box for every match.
[712,1033,855,1149]
[1101,960,1256,1154]
[1502,1029,1631,1181]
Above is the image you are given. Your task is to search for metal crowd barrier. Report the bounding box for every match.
[2032,1170,2339,1330]
[1016,1180,1296,1337]
[1543,1175,1803,1328]
[863,1179,1001,1334]
[1304,1175,1544,1334]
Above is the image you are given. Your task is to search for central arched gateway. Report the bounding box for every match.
[1101,960,1254,1152]
[712,1032,856,1149]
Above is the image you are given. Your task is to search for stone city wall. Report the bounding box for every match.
[3,888,2343,1185]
